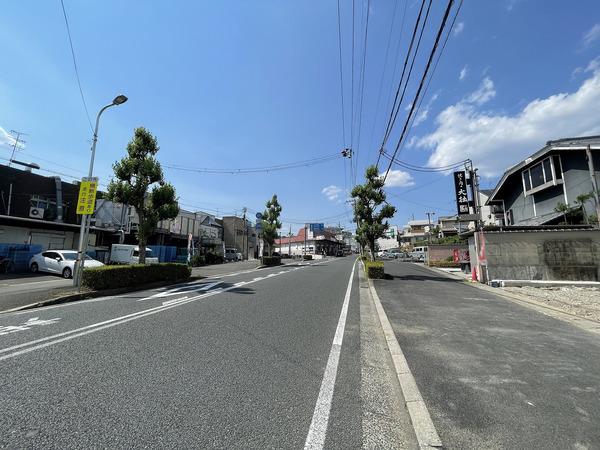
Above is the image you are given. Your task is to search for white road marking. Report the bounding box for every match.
[304,260,356,450]
[162,296,188,306]
[0,263,314,361]
[0,316,61,336]
[137,281,223,301]
[4,279,67,287]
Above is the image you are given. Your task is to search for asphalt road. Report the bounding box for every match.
[0,256,417,448]
[374,261,600,449]
[0,259,269,313]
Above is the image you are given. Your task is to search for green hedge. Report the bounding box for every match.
[428,260,461,268]
[364,261,385,279]
[261,256,282,266]
[82,263,191,290]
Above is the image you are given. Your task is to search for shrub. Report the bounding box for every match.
[261,256,281,266]
[190,254,205,267]
[364,261,385,279]
[428,260,461,268]
[302,255,313,261]
[205,253,224,265]
[82,263,191,290]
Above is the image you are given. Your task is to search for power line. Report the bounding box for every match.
[380,150,468,172]
[367,0,402,162]
[383,0,456,183]
[336,0,347,147]
[354,0,372,183]
[402,0,464,145]
[376,0,428,168]
[380,0,433,150]
[162,152,343,174]
[350,0,356,184]
[59,0,94,134]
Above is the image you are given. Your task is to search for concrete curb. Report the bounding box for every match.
[419,263,600,335]
[364,263,443,449]
[0,276,204,314]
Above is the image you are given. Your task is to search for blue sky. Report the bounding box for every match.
[2,1,600,232]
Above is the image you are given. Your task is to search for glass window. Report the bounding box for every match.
[523,171,531,191]
[543,159,552,182]
[133,250,139,256]
[62,253,77,260]
[553,155,562,180]
[530,163,545,188]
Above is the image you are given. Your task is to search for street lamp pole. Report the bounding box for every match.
[73,95,128,289]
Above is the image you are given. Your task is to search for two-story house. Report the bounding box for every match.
[486,136,600,226]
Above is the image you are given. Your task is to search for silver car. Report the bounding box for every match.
[29,250,104,279]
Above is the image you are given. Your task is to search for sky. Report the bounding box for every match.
[2,0,600,233]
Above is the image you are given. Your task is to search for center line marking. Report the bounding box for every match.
[304,259,356,450]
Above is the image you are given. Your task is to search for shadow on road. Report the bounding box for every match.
[387,274,460,283]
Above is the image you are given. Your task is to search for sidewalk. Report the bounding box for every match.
[370,260,600,449]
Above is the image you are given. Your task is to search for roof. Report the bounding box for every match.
[488,135,600,202]
[407,220,429,226]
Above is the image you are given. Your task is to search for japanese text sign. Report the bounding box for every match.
[76,177,99,215]
[453,171,470,215]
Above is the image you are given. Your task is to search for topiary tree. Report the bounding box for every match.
[351,165,396,260]
[107,127,179,263]
[261,194,282,257]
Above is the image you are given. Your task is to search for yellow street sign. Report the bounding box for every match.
[76,177,99,215]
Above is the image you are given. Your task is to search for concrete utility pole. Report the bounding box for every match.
[425,212,435,243]
[304,224,307,256]
[585,145,600,228]
[288,225,292,257]
[242,207,247,260]
[7,130,28,167]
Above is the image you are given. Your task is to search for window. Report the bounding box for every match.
[521,155,562,196]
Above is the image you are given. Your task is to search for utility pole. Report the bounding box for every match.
[425,211,435,243]
[288,225,292,257]
[242,207,247,260]
[585,145,600,228]
[7,130,28,167]
[304,224,307,257]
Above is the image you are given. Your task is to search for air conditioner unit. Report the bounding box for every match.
[29,207,45,219]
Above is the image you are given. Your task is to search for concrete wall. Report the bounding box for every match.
[428,244,469,263]
[478,229,600,281]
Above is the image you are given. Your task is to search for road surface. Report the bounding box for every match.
[0,257,416,448]
[374,261,600,449]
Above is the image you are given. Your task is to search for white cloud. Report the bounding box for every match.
[381,170,414,187]
[322,184,343,201]
[0,126,23,149]
[453,22,464,36]
[412,92,439,127]
[415,66,600,177]
[459,65,468,81]
[466,77,495,105]
[583,23,600,48]
[572,56,600,77]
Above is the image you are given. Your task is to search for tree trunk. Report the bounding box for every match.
[138,209,146,264]
[369,239,376,261]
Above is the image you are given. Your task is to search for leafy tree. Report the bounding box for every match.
[554,202,570,224]
[107,127,179,263]
[575,192,594,224]
[351,165,396,260]
[261,194,282,256]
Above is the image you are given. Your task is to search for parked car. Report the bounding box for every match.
[109,244,159,264]
[225,248,240,262]
[29,250,104,278]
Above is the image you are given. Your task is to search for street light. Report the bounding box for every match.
[73,94,128,288]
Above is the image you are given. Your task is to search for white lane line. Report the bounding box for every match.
[304,260,356,450]
[367,275,442,449]
[0,263,313,361]
[4,279,68,287]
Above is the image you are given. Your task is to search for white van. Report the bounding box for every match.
[110,244,159,264]
[410,246,428,261]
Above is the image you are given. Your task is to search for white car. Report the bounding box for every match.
[29,250,104,279]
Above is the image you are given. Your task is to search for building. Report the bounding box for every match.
[222,216,256,260]
[399,220,429,247]
[486,136,600,226]
[376,225,399,251]
[274,226,343,257]
[0,163,227,267]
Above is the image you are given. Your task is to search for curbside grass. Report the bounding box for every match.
[82,263,191,290]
